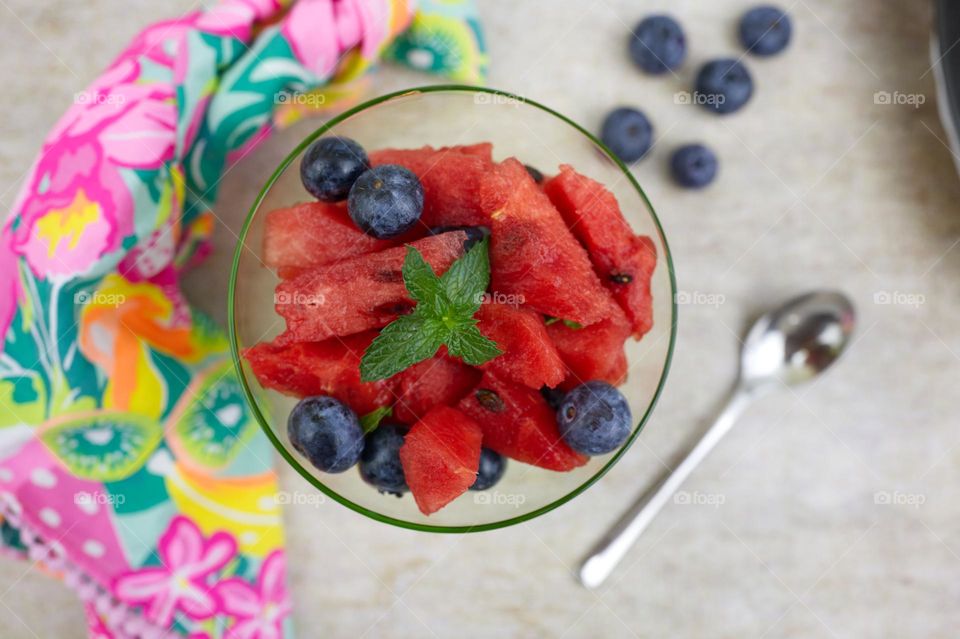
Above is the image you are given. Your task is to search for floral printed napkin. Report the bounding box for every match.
[0,1,485,637]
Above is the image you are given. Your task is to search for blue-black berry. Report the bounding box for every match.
[628,15,687,75]
[601,107,654,163]
[695,59,754,115]
[740,6,792,56]
[470,448,507,491]
[671,144,719,189]
[359,424,408,496]
[348,165,424,239]
[557,381,632,456]
[288,396,364,473]
[300,136,369,202]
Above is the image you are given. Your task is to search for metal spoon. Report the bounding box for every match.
[579,290,856,589]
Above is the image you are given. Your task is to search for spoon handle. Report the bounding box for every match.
[578,387,754,589]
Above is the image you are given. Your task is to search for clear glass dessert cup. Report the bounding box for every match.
[228,85,676,532]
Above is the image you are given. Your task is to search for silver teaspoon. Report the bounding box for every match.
[579,290,856,589]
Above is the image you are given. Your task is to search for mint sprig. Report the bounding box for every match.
[360,238,501,382]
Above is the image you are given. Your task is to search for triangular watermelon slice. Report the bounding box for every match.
[476,302,565,389]
[547,305,632,391]
[458,372,587,471]
[484,159,618,327]
[399,406,483,515]
[242,331,396,415]
[263,201,397,273]
[274,230,469,343]
[544,165,657,337]
[392,351,481,424]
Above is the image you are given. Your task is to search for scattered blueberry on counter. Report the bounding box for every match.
[557,381,632,456]
[300,136,369,202]
[470,448,507,491]
[359,423,409,496]
[695,58,754,115]
[288,396,365,473]
[601,107,654,164]
[671,144,719,189]
[348,164,424,239]
[629,15,687,75]
[740,5,792,56]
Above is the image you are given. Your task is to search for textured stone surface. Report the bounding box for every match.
[2,1,960,637]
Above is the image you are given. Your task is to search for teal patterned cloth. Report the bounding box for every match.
[0,1,485,637]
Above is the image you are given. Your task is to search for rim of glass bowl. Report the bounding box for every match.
[228,84,677,534]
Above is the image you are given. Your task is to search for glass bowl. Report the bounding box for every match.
[228,85,676,532]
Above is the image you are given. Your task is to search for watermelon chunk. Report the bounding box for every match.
[274,231,469,343]
[242,332,396,415]
[547,306,632,391]
[369,145,496,228]
[399,406,483,515]
[544,165,657,337]
[393,351,481,423]
[458,372,587,471]
[263,201,396,272]
[484,158,617,326]
[476,303,565,389]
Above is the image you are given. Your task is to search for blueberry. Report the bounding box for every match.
[740,6,792,56]
[287,396,364,473]
[300,136,369,202]
[540,386,566,411]
[524,164,545,184]
[428,225,490,251]
[695,59,754,115]
[470,448,507,491]
[359,424,408,496]
[347,165,424,239]
[557,381,632,455]
[628,15,687,75]
[600,107,654,164]
[671,144,719,189]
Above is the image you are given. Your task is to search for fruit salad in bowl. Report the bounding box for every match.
[229,86,675,531]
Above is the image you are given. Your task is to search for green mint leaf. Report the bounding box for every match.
[562,319,583,330]
[359,313,448,382]
[445,323,502,366]
[544,316,560,325]
[440,237,489,310]
[360,406,393,434]
[402,245,443,305]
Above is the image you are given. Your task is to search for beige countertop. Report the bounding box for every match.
[2,1,960,637]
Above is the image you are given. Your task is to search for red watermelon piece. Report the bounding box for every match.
[263,201,396,272]
[544,165,657,337]
[484,158,617,327]
[458,372,587,471]
[369,145,497,228]
[243,332,396,415]
[476,303,565,389]
[274,231,469,343]
[399,406,483,515]
[547,305,632,391]
[393,351,481,423]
